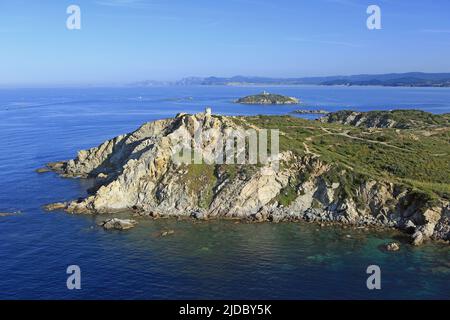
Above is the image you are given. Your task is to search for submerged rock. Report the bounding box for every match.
[101,218,137,230]
[46,161,67,173]
[385,242,400,251]
[0,211,20,217]
[160,230,175,237]
[43,202,68,212]
[36,167,51,173]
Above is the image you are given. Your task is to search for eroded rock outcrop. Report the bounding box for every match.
[44,111,449,245]
[319,110,450,129]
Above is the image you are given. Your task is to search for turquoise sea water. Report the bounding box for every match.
[0,86,449,299]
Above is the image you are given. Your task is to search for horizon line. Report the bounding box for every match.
[3,71,450,89]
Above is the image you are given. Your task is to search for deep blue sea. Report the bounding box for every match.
[0,86,449,299]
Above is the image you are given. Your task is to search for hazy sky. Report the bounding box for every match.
[1,0,450,86]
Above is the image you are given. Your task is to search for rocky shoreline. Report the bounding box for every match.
[42,111,449,246]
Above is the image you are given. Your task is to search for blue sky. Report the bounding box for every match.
[1,0,450,85]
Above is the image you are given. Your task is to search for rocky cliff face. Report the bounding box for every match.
[45,111,449,245]
[319,110,450,129]
[320,111,398,128]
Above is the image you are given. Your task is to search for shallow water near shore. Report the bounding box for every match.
[0,86,449,299]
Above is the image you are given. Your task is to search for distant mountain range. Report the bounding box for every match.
[130,73,450,87]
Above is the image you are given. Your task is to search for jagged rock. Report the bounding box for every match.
[376,213,388,224]
[402,219,416,234]
[421,207,442,237]
[148,211,160,218]
[192,211,207,220]
[46,161,66,173]
[412,231,424,246]
[304,210,317,222]
[270,214,282,223]
[253,212,264,222]
[432,205,450,241]
[101,218,137,230]
[385,242,400,251]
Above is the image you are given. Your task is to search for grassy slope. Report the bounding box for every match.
[324,110,450,128]
[244,115,450,202]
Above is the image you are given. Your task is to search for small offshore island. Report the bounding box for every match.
[42,109,450,246]
[235,91,299,104]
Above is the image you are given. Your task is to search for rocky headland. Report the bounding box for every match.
[319,109,450,129]
[43,109,449,245]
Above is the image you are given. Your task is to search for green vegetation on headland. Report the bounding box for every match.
[243,110,450,201]
[181,163,217,209]
[320,109,450,129]
[235,92,299,104]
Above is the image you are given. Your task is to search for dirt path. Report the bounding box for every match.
[316,126,412,152]
[302,142,320,157]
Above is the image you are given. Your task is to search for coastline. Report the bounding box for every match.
[2,86,450,300]
[42,110,450,246]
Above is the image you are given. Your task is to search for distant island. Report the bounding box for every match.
[131,72,450,88]
[235,91,299,104]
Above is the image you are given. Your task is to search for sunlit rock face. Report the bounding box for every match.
[45,112,449,245]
